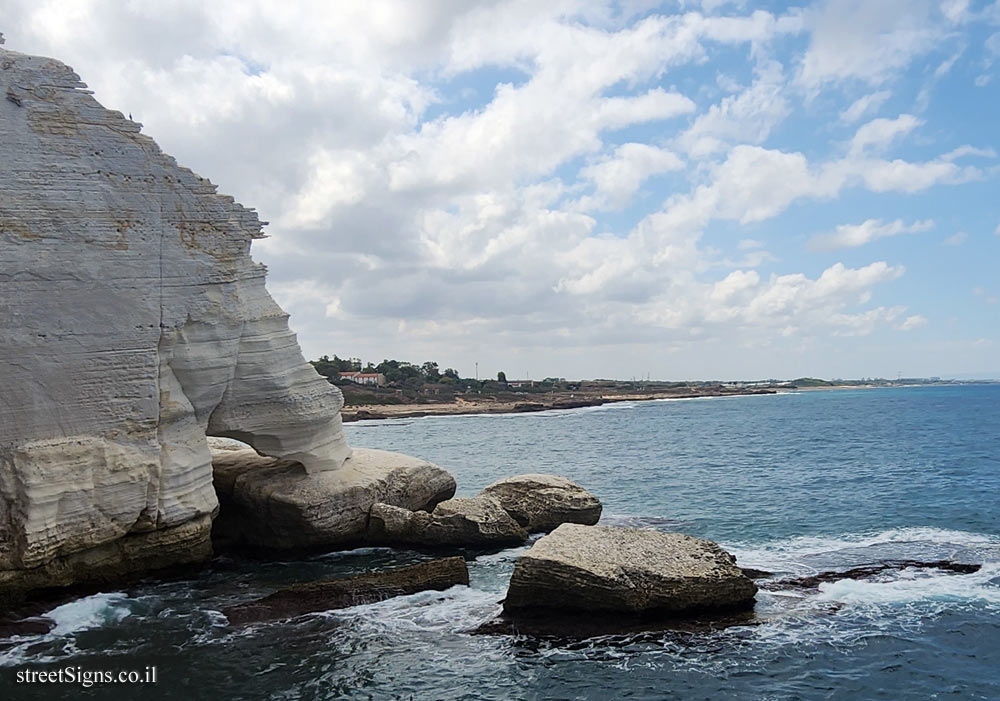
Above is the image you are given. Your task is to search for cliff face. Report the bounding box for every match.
[0,37,351,597]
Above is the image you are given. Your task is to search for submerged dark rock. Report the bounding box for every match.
[0,613,55,637]
[222,557,470,625]
[762,560,982,590]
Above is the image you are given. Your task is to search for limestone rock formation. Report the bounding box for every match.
[478,474,602,532]
[0,40,350,599]
[368,496,528,547]
[212,448,456,550]
[503,524,757,615]
[223,557,470,625]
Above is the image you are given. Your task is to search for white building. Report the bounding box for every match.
[338,372,386,386]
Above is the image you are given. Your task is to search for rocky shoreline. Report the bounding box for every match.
[342,388,779,422]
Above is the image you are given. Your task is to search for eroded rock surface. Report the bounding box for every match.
[212,448,456,550]
[368,497,528,547]
[222,557,469,625]
[0,40,350,600]
[504,524,757,615]
[478,474,601,532]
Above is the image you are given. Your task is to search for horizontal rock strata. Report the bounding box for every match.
[0,41,351,600]
[368,497,528,547]
[223,557,469,625]
[212,448,456,550]
[504,524,757,615]
[0,515,212,606]
[478,474,601,532]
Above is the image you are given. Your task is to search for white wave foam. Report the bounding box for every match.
[46,592,132,636]
[473,544,531,564]
[815,562,1000,606]
[335,584,503,634]
[0,592,134,668]
[308,546,395,561]
[727,527,1000,619]
[727,526,1000,574]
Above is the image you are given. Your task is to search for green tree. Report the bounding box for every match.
[310,354,363,383]
[497,371,507,383]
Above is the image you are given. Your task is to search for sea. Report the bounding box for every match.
[1,384,998,700]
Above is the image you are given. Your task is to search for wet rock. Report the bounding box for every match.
[368,497,528,547]
[0,515,213,607]
[478,474,602,532]
[0,614,55,637]
[504,524,757,615]
[222,557,469,625]
[212,448,456,551]
[761,560,982,590]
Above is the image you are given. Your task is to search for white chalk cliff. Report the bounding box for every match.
[0,36,356,598]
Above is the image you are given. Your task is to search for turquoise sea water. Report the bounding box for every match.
[2,385,999,699]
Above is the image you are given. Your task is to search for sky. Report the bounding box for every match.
[2,0,999,381]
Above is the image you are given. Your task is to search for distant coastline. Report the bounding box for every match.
[340,382,996,422]
[343,387,780,422]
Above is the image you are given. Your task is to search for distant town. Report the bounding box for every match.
[310,354,997,411]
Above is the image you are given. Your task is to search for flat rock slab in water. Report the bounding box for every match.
[222,557,469,625]
[504,524,757,615]
[0,614,55,638]
[761,560,981,590]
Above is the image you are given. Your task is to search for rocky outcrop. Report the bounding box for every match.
[0,41,350,599]
[0,515,213,605]
[478,474,601,532]
[223,557,469,625]
[212,448,456,550]
[368,497,528,547]
[503,524,757,615]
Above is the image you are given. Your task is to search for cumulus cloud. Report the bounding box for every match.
[575,143,685,211]
[848,114,921,156]
[898,314,928,330]
[645,140,975,236]
[943,231,968,245]
[797,0,943,91]
[840,90,891,123]
[636,261,908,337]
[1,0,993,378]
[940,0,971,24]
[941,145,997,160]
[675,59,790,157]
[809,218,934,250]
